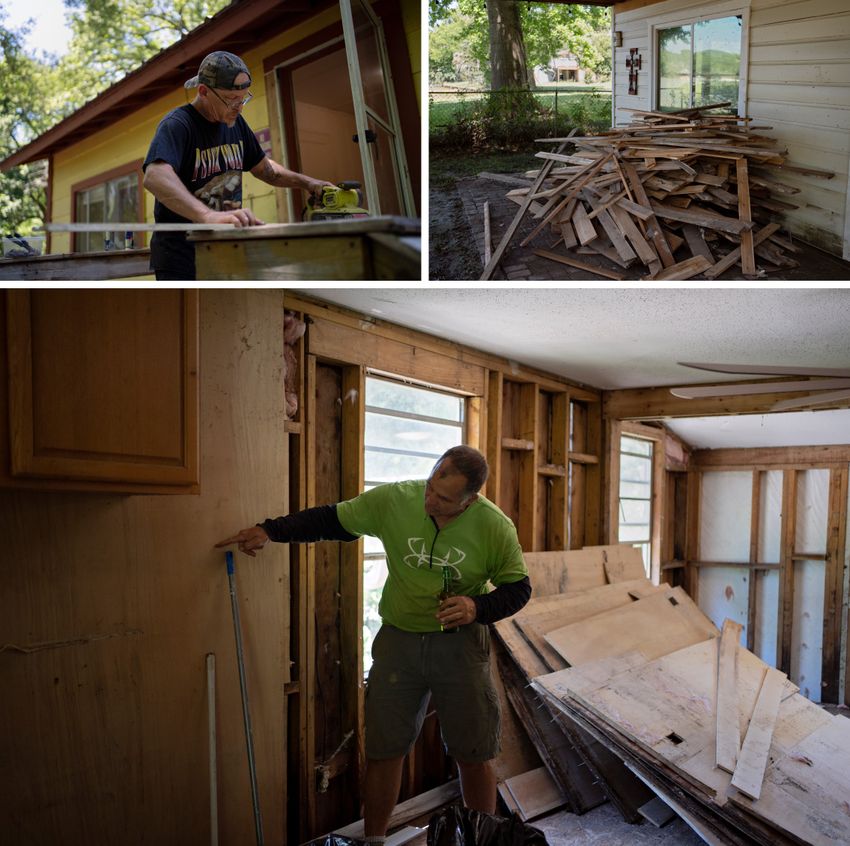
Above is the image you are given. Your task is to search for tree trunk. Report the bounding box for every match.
[487,0,529,91]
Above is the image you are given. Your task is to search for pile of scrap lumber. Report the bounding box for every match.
[481,104,834,281]
[493,544,850,843]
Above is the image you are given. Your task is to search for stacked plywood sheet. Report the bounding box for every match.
[496,554,850,845]
[481,104,834,281]
[493,545,660,822]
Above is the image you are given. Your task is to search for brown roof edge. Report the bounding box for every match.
[0,0,313,171]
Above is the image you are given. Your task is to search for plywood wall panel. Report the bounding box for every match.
[0,290,289,845]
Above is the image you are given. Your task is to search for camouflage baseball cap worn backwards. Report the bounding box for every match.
[185,51,251,90]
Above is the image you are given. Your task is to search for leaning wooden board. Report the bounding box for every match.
[544,587,718,666]
[189,216,420,280]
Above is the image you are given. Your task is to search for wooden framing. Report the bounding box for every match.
[284,292,605,838]
[604,386,850,420]
[676,448,850,706]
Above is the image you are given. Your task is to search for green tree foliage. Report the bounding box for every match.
[0,13,62,234]
[430,1,612,88]
[1,0,229,236]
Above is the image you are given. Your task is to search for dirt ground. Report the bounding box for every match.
[428,154,850,282]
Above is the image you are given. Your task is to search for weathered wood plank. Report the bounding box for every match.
[715,619,743,774]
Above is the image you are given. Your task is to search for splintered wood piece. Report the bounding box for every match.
[682,224,714,261]
[571,203,599,245]
[702,222,779,279]
[591,206,639,266]
[716,619,743,774]
[561,219,577,249]
[619,159,675,266]
[730,666,785,801]
[736,158,756,276]
[483,201,492,265]
[644,255,712,281]
[533,249,625,280]
[650,202,753,235]
[607,204,660,267]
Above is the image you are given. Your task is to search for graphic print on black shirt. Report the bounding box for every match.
[142,104,266,275]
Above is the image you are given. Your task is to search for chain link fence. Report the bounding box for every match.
[429,85,612,146]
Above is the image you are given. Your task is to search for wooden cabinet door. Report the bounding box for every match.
[6,290,199,487]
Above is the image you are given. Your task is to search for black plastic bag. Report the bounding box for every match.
[305,837,365,846]
[427,804,549,846]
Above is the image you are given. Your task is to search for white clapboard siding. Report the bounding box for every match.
[612,0,850,257]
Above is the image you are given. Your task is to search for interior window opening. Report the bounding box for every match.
[619,434,653,575]
[362,374,465,674]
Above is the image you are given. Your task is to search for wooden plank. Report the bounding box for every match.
[822,466,848,703]
[736,158,756,277]
[619,159,676,267]
[586,201,639,266]
[307,317,485,396]
[545,588,718,667]
[778,471,797,676]
[646,255,712,281]
[0,248,152,281]
[333,782,460,838]
[607,203,660,267]
[638,796,678,828]
[730,667,786,801]
[496,642,606,813]
[514,579,659,672]
[532,249,625,281]
[650,202,753,235]
[499,767,569,821]
[682,224,714,261]
[571,203,598,245]
[715,619,743,774]
[483,201,492,265]
[520,155,613,248]
[522,548,609,597]
[700,222,780,278]
[595,544,647,582]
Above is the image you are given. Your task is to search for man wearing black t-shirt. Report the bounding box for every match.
[143,51,333,280]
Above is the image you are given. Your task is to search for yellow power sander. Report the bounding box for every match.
[304,181,369,221]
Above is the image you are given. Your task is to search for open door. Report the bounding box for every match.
[339,0,415,217]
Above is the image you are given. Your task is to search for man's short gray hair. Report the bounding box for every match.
[437,445,489,496]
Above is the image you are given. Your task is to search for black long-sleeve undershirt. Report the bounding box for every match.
[258,505,532,624]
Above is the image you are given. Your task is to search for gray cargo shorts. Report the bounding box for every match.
[364,622,501,763]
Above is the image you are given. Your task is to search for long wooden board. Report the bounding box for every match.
[544,588,718,667]
[730,667,785,800]
[716,620,744,774]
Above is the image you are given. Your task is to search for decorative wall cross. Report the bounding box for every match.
[626,48,642,95]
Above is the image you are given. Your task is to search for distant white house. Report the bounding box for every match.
[534,50,587,85]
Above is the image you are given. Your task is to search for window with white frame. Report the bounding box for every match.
[618,434,653,574]
[362,375,465,673]
[74,171,140,253]
[658,15,742,113]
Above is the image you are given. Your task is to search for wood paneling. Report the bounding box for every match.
[0,290,289,844]
[5,290,198,488]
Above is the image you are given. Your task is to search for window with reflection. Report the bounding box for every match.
[658,15,742,113]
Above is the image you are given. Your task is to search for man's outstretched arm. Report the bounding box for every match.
[216,504,359,556]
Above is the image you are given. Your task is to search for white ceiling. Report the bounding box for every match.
[295,286,850,449]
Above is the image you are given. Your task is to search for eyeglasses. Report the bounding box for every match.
[208,87,253,110]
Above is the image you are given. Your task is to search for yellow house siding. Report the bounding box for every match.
[613,0,850,256]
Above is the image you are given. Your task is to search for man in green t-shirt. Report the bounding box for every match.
[217,445,530,838]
